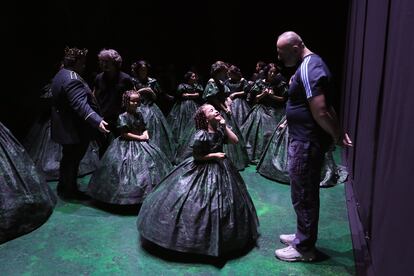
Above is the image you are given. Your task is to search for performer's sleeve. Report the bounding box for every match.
[176,84,186,97]
[202,80,219,100]
[116,114,129,133]
[191,130,209,157]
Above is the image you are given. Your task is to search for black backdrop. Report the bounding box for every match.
[2,0,349,139]
[4,1,414,273]
[342,0,414,274]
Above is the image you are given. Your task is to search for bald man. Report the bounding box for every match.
[274,31,352,262]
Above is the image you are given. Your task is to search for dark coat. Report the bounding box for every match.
[94,71,134,120]
[51,68,103,144]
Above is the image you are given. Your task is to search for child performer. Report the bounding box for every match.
[137,104,259,257]
[87,90,173,205]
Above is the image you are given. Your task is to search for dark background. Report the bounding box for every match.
[1,0,349,139]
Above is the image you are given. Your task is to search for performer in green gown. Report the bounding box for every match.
[138,104,259,256]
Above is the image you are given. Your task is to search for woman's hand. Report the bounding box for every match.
[213,152,226,160]
[217,114,226,126]
[138,136,149,141]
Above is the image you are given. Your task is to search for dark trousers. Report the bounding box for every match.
[57,141,90,195]
[288,139,325,251]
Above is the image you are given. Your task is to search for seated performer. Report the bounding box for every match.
[137,104,259,257]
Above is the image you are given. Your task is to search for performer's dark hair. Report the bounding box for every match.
[210,61,228,77]
[122,90,140,108]
[194,104,209,130]
[63,46,88,68]
[184,71,196,83]
[228,65,242,78]
[131,60,151,74]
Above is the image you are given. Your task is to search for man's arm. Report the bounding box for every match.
[66,80,109,133]
[309,94,352,146]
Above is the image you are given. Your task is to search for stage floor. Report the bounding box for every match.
[0,155,354,275]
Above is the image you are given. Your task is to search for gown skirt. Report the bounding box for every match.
[137,156,259,256]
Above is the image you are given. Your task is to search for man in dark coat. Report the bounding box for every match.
[51,46,109,200]
[93,48,134,157]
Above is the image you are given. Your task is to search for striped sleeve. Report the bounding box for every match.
[300,56,327,99]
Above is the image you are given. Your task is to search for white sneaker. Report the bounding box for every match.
[279,233,296,245]
[275,245,316,262]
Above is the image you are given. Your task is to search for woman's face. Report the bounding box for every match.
[189,73,197,84]
[127,94,140,111]
[203,104,220,123]
[138,66,148,79]
[267,68,277,81]
[99,58,117,73]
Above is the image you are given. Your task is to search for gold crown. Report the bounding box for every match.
[64,46,88,58]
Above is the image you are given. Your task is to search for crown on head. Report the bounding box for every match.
[64,46,88,58]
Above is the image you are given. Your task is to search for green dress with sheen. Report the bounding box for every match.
[87,111,173,204]
[132,77,176,161]
[241,76,287,164]
[167,83,203,164]
[137,129,259,256]
[0,122,56,244]
[202,79,250,170]
[257,116,348,187]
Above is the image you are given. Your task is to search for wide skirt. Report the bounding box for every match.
[167,100,199,146]
[88,139,173,204]
[167,100,199,165]
[221,112,250,170]
[139,104,176,161]
[137,157,259,256]
[230,98,251,128]
[257,125,348,186]
[241,104,285,164]
[0,122,56,244]
[23,118,99,180]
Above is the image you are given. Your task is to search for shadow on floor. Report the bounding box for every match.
[313,247,355,275]
[140,237,258,269]
[86,200,142,216]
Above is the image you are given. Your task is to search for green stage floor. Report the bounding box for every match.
[0,163,355,275]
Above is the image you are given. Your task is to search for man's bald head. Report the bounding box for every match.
[276,31,305,67]
[277,31,304,48]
